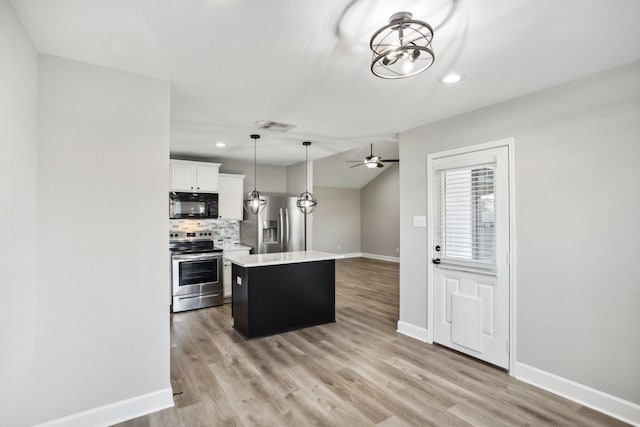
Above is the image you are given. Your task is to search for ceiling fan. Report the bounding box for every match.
[346,144,399,169]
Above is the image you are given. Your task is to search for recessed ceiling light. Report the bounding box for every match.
[441,73,463,84]
[216,142,226,147]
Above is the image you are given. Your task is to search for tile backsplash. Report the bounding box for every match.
[170,219,240,246]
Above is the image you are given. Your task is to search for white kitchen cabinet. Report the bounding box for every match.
[223,247,251,299]
[218,173,246,220]
[170,160,221,193]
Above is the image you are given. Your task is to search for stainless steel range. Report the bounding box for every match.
[170,230,223,312]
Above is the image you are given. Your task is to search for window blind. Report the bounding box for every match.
[436,164,496,268]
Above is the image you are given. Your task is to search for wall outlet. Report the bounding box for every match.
[396,247,399,253]
[337,244,341,250]
[236,276,242,285]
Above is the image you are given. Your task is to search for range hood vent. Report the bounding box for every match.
[255,120,297,132]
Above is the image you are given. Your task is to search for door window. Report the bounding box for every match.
[436,163,496,269]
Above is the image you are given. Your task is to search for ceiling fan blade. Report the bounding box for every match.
[376,163,384,168]
[345,160,363,163]
[350,163,365,168]
[381,159,399,162]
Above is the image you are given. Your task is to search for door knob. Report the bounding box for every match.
[432,258,441,264]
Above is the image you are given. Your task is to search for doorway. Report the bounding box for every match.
[427,139,514,370]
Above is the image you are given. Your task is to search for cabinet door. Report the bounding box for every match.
[196,165,219,192]
[218,175,245,220]
[170,163,196,192]
[223,261,232,298]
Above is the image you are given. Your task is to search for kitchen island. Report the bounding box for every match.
[224,251,342,339]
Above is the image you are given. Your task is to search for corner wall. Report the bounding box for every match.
[312,187,361,254]
[0,0,38,425]
[399,62,640,413]
[311,163,400,259]
[35,55,172,425]
[361,164,399,258]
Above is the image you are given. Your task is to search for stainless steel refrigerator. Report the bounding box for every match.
[240,195,306,254]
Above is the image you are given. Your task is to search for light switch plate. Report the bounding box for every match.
[236,276,242,285]
[413,215,426,228]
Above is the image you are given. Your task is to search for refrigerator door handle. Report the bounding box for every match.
[279,208,284,252]
[285,208,290,252]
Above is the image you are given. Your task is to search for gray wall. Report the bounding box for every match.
[0,1,37,425]
[361,164,399,258]
[172,156,288,195]
[286,160,309,196]
[312,163,400,258]
[287,160,314,247]
[35,56,171,423]
[217,158,287,195]
[312,187,361,254]
[399,61,640,404]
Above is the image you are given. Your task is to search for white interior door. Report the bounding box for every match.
[431,145,510,369]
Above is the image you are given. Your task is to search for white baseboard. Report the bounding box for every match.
[336,252,400,263]
[513,362,640,426]
[361,253,400,263]
[33,387,174,427]
[396,321,431,343]
[340,252,362,258]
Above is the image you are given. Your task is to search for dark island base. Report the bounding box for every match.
[232,259,336,339]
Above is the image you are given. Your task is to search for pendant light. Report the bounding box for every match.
[243,134,266,215]
[296,141,317,215]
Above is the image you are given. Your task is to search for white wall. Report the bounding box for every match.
[399,62,640,405]
[0,1,37,425]
[361,164,399,257]
[312,187,361,254]
[35,55,172,424]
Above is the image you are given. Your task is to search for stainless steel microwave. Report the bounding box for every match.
[169,192,218,219]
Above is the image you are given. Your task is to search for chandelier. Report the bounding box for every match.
[370,11,435,79]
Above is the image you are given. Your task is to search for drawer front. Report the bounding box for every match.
[172,291,223,312]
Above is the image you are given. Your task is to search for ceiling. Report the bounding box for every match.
[11,0,640,166]
[314,141,399,189]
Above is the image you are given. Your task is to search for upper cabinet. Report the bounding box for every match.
[170,160,221,193]
[218,173,246,220]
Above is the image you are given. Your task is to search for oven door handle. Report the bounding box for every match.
[172,253,222,262]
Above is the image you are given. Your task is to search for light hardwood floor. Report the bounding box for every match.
[119,258,627,426]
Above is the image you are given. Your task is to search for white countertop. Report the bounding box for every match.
[224,250,343,267]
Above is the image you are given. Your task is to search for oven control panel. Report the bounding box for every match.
[169,231,214,240]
